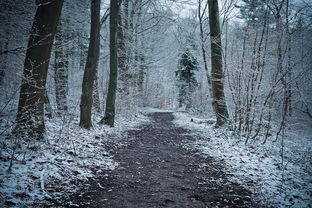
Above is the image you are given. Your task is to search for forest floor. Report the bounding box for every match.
[1,110,310,207]
[57,112,258,208]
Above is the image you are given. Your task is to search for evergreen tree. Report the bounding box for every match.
[235,0,267,26]
[176,47,198,110]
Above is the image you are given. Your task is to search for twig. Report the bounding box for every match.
[72,140,77,156]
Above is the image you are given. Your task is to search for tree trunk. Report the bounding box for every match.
[208,0,229,127]
[0,3,11,86]
[285,0,292,116]
[137,47,146,107]
[14,0,64,139]
[54,22,68,113]
[79,0,101,129]
[0,41,8,85]
[198,0,213,101]
[45,91,53,119]
[117,10,129,96]
[79,33,85,71]
[100,0,119,127]
[135,0,146,108]
[93,70,101,113]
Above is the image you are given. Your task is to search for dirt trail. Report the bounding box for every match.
[67,112,256,208]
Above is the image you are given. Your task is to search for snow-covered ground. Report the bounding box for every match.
[1,109,310,207]
[140,107,174,113]
[174,112,312,208]
[0,112,150,208]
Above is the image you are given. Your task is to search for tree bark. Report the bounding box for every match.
[117,9,129,96]
[0,3,12,86]
[54,22,68,113]
[0,40,8,85]
[93,70,101,113]
[208,0,229,127]
[14,0,64,139]
[100,0,119,127]
[198,0,213,103]
[45,91,53,119]
[79,0,101,129]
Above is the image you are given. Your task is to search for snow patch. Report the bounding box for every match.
[173,112,312,208]
[0,112,150,207]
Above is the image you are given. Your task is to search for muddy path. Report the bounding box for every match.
[66,112,256,208]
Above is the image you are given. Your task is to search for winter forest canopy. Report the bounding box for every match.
[0,0,311,207]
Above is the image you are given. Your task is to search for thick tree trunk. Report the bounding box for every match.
[100,0,119,127]
[14,0,64,139]
[79,0,101,129]
[208,0,229,127]
[54,22,68,113]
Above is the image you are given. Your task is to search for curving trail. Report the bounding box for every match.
[67,112,256,208]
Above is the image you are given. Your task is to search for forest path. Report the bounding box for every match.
[67,112,255,208]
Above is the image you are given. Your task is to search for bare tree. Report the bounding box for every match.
[14,0,64,139]
[208,0,229,127]
[79,0,101,129]
[198,0,210,83]
[54,22,68,114]
[100,0,119,127]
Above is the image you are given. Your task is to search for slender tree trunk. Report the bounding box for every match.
[54,22,68,113]
[100,0,119,127]
[208,0,229,127]
[0,42,3,85]
[0,40,8,85]
[45,91,53,119]
[79,33,85,71]
[136,0,146,107]
[14,0,64,139]
[0,4,11,86]
[79,0,101,129]
[93,70,101,113]
[198,0,210,82]
[137,45,146,107]
[286,0,292,116]
[117,10,128,96]
[198,0,213,110]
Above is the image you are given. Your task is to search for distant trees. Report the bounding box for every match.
[117,0,129,99]
[221,0,312,143]
[176,47,198,110]
[14,0,64,138]
[79,0,101,129]
[115,0,149,115]
[236,0,267,26]
[3,0,310,142]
